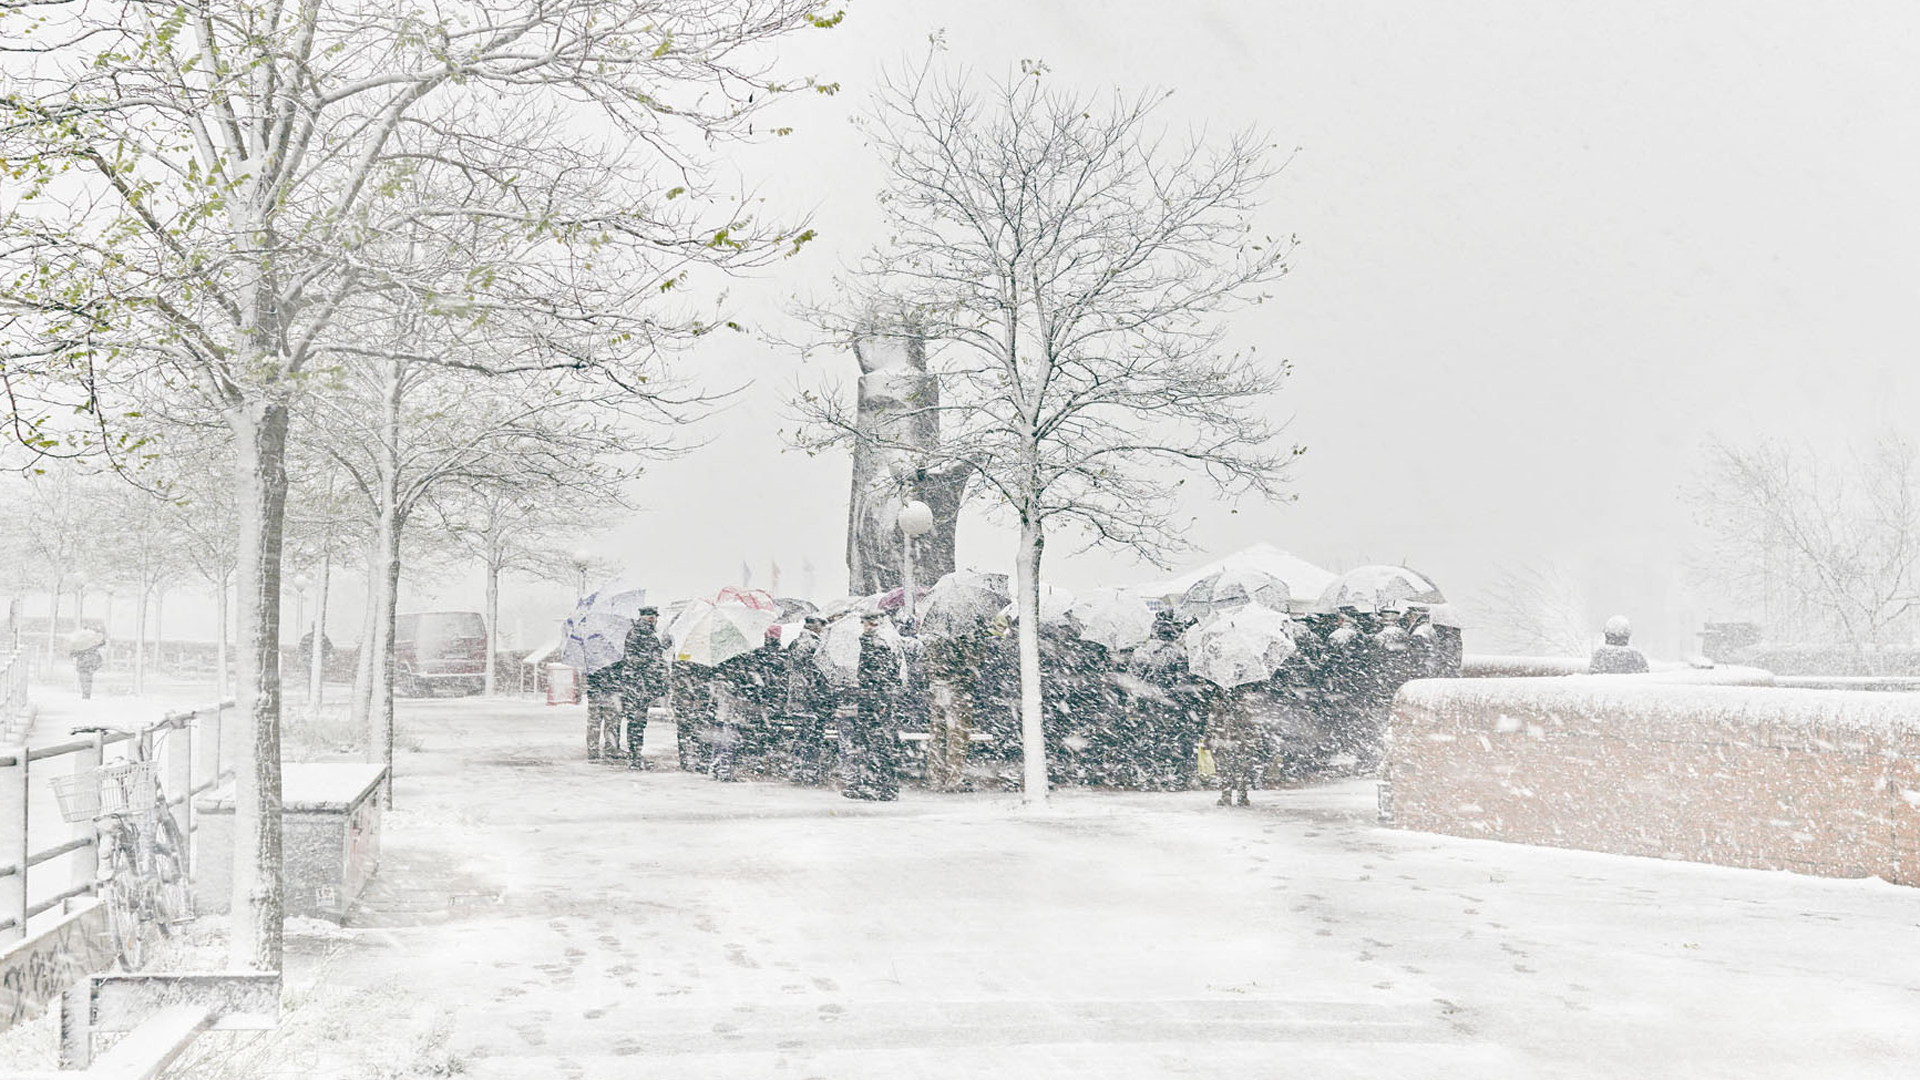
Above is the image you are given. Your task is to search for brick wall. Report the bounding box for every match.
[1385,677,1920,886]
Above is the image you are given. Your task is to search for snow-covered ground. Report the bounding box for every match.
[8,689,1920,1078]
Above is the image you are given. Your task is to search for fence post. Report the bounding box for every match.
[165,716,190,855]
[0,745,24,942]
[73,734,102,889]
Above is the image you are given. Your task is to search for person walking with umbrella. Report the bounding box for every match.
[844,609,903,801]
[619,606,667,770]
[70,630,106,700]
[585,650,625,761]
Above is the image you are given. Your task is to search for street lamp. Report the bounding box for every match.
[71,572,89,631]
[896,499,934,624]
[572,549,593,599]
[292,573,312,648]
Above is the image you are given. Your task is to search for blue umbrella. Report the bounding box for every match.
[561,586,649,674]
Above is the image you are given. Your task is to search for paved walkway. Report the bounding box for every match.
[281,696,1920,1079]
[11,687,1918,1077]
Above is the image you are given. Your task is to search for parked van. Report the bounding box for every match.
[394,611,488,696]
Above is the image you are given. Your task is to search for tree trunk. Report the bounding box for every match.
[371,509,402,806]
[215,573,229,702]
[484,553,500,696]
[45,584,61,670]
[1015,511,1048,805]
[133,589,148,696]
[226,398,289,973]
[153,589,165,679]
[308,549,330,720]
[349,541,380,733]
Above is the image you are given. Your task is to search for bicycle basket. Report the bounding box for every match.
[50,760,155,822]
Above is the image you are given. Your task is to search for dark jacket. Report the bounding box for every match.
[620,621,668,702]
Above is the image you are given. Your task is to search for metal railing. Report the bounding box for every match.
[0,649,29,743]
[0,700,232,943]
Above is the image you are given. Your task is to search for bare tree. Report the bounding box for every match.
[1688,435,1920,655]
[1470,561,1592,656]
[1,0,840,969]
[793,55,1298,804]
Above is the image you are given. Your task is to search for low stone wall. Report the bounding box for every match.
[1385,677,1920,886]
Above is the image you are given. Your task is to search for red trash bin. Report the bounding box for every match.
[546,663,579,705]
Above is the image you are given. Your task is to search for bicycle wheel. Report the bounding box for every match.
[149,811,192,930]
[106,868,153,971]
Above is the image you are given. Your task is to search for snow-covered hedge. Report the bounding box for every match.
[1386,676,1920,886]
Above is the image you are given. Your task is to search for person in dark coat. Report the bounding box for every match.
[1126,612,1206,790]
[72,639,105,700]
[784,615,834,785]
[619,607,667,770]
[1590,614,1650,674]
[843,610,902,801]
[925,623,989,791]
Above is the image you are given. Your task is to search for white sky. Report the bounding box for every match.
[533,1,1919,661]
[40,2,1915,661]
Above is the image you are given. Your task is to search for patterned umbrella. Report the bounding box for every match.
[1175,567,1290,622]
[667,600,777,667]
[560,586,649,674]
[1066,588,1158,651]
[918,569,1011,638]
[713,586,780,613]
[1184,605,1298,689]
[1316,565,1445,614]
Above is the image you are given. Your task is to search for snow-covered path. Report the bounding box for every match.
[266,695,1920,1079]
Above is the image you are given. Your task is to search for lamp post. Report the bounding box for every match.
[572,549,593,599]
[71,572,88,632]
[896,500,934,624]
[292,573,312,648]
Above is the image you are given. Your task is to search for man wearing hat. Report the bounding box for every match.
[783,613,833,785]
[618,606,668,769]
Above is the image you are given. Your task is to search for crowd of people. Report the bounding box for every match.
[578,598,1465,805]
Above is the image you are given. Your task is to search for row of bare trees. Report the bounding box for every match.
[3,8,1310,976]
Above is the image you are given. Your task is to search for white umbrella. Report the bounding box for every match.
[1317,565,1445,613]
[668,600,777,667]
[919,569,1011,638]
[560,585,649,674]
[1185,605,1298,689]
[816,613,902,689]
[1176,567,1290,621]
[997,582,1074,627]
[1066,587,1158,650]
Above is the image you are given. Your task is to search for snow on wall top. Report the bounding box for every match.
[1398,675,1920,734]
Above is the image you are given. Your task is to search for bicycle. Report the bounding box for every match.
[53,724,193,970]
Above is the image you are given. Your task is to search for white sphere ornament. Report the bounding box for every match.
[897,500,935,537]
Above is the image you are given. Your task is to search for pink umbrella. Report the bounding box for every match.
[713,586,780,612]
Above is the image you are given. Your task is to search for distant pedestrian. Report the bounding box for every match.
[72,639,104,700]
[584,653,625,762]
[618,607,667,770]
[1589,615,1650,674]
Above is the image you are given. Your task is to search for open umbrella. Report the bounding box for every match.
[1066,588,1158,651]
[560,586,649,674]
[64,627,106,653]
[997,582,1074,627]
[668,599,778,667]
[874,584,933,615]
[1317,565,1445,613]
[713,586,780,613]
[773,596,819,620]
[816,612,902,688]
[1176,567,1290,622]
[918,569,1010,638]
[1185,605,1298,689]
